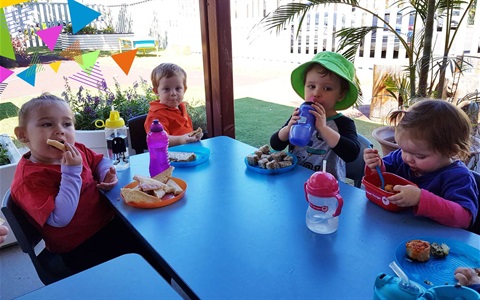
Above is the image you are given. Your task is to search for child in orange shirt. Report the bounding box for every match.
[144,63,203,146]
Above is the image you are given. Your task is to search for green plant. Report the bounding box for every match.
[0,144,11,166]
[254,0,476,106]
[185,98,207,134]
[62,77,155,130]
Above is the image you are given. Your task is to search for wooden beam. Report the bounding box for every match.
[198,0,235,138]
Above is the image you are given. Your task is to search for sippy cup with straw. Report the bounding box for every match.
[304,160,343,234]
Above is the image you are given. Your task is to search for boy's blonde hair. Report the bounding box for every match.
[151,63,187,90]
[387,99,471,161]
[17,93,72,127]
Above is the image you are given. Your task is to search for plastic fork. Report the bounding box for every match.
[370,144,385,190]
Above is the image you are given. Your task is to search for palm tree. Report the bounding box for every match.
[253,0,474,105]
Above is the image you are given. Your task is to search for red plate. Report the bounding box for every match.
[121,177,187,208]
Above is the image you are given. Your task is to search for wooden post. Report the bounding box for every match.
[198,0,235,138]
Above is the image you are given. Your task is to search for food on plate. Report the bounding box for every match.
[121,166,183,204]
[46,139,66,151]
[188,127,203,139]
[406,239,431,262]
[169,151,196,162]
[246,145,294,169]
[430,242,450,258]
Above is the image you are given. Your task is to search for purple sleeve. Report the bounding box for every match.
[96,157,113,182]
[46,164,82,227]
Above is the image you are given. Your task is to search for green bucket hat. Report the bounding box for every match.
[291,51,358,110]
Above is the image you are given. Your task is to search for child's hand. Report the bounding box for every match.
[97,166,118,191]
[310,102,326,130]
[182,134,200,144]
[363,148,382,169]
[61,143,82,166]
[387,185,421,207]
[287,107,300,128]
[454,267,480,286]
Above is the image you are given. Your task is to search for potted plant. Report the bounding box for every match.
[0,134,22,206]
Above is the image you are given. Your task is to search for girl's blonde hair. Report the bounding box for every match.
[151,63,187,90]
[18,93,72,127]
[387,99,471,161]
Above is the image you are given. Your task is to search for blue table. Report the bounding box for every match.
[106,136,480,299]
[16,253,181,299]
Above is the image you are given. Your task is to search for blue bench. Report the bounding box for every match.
[118,37,159,55]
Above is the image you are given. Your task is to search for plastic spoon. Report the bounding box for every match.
[370,144,385,190]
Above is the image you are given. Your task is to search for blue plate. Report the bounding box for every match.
[395,238,480,288]
[168,145,210,167]
[244,152,297,175]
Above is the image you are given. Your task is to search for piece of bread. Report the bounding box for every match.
[188,127,203,138]
[166,179,184,195]
[121,188,163,203]
[406,240,431,262]
[46,139,66,151]
[152,166,175,183]
[133,174,167,191]
[169,152,196,162]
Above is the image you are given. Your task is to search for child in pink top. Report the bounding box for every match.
[11,93,167,276]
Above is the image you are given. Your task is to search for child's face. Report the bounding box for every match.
[395,130,453,176]
[304,65,345,115]
[154,74,186,108]
[15,101,76,164]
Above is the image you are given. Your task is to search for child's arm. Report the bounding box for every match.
[168,134,200,147]
[46,143,82,227]
[95,157,118,191]
[413,190,473,228]
[270,109,299,151]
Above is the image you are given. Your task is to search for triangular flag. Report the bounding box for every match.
[36,25,63,51]
[0,0,26,8]
[111,49,137,75]
[0,8,15,60]
[17,65,37,86]
[75,50,100,75]
[68,0,101,34]
[0,66,14,83]
[49,61,62,73]
[60,40,82,63]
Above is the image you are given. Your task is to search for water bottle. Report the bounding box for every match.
[103,107,130,171]
[304,171,343,234]
[289,101,315,147]
[147,119,170,177]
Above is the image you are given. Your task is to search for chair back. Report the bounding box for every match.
[128,114,148,155]
[1,190,73,285]
[468,171,480,234]
[346,134,372,188]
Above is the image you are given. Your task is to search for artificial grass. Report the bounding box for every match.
[234,97,383,149]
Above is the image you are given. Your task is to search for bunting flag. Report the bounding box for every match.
[60,40,82,64]
[17,65,37,86]
[0,0,26,8]
[0,65,14,83]
[69,62,105,89]
[75,50,100,75]
[36,25,63,51]
[49,61,62,73]
[111,49,137,75]
[0,82,7,97]
[0,8,14,60]
[68,0,101,34]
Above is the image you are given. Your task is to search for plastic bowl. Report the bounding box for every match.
[362,172,415,212]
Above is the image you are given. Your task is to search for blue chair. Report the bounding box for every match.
[1,190,73,285]
[346,134,372,188]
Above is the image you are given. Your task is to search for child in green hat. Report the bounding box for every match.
[270,51,361,180]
